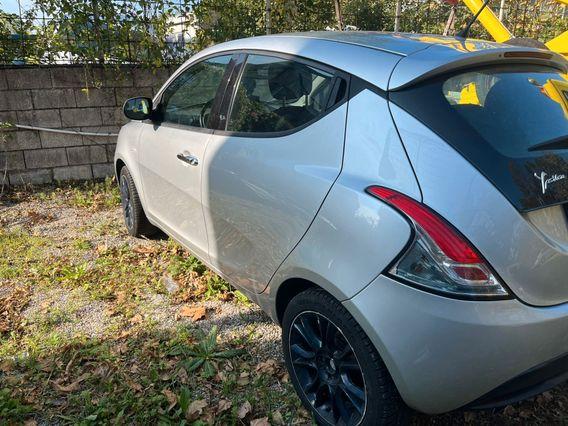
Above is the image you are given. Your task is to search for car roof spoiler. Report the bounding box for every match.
[389,42,568,91]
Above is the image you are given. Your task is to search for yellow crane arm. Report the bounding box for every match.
[461,0,568,59]
[461,0,512,43]
[547,32,568,57]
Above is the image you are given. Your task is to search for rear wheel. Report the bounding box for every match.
[119,166,157,237]
[282,289,407,425]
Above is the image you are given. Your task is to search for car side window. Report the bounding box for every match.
[227,54,337,133]
[161,55,232,128]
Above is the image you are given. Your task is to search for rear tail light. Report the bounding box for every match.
[367,186,509,298]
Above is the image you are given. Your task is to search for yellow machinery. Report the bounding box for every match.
[461,0,568,58]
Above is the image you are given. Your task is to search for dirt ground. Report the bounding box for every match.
[0,180,566,425]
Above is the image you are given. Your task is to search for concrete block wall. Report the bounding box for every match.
[0,65,173,185]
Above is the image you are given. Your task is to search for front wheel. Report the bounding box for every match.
[282,289,407,425]
[119,166,157,237]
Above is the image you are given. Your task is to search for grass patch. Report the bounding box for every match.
[0,228,48,279]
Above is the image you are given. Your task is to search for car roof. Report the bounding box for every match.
[176,32,568,92]
[268,31,506,56]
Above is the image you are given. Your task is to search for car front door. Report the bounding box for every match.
[138,54,234,260]
[202,53,349,292]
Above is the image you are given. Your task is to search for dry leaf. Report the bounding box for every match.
[53,373,90,393]
[217,399,232,413]
[250,417,270,426]
[24,420,38,426]
[162,389,177,411]
[255,359,279,375]
[272,410,284,425]
[179,305,207,321]
[237,400,252,419]
[237,371,250,386]
[186,399,208,420]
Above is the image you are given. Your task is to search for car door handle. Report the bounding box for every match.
[177,153,199,166]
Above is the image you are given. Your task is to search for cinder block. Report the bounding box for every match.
[115,87,153,105]
[32,88,75,109]
[100,107,126,126]
[79,127,118,145]
[60,108,102,127]
[53,165,93,181]
[40,131,83,148]
[9,168,52,186]
[0,69,7,90]
[17,109,61,128]
[5,68,52,90]
[51,66,100,88]
[2,130,41,151]
[67,145,107,165]
[0,150,25,171]
[75,88,116,107]
[92,162,114,178]
[105,143,116,160]
[24,148,67,168]
[0,90,33,111]
[0,111,17,124]
[100,67,134,88]
[133,67,170,88]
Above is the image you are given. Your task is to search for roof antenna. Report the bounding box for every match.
[457,0,491,39]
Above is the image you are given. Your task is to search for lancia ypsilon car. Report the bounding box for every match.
[115,32,568,425]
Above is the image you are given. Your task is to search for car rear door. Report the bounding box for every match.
[202,53,349,293]
[138,54,235,260]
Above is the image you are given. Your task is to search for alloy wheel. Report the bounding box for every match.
[120,175,134,230]
[289,311,367,425]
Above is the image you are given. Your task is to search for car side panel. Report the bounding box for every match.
[202,104,347,294]
[264,89,419,309]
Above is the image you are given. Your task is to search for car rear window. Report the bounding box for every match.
[390,64,568,211]
[440,67,568,157]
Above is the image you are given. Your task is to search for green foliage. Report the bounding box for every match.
[0,0,565,65]
[0,388,33,421]
[180,326,245,378]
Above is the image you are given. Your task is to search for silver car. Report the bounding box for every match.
[115,32,568,425]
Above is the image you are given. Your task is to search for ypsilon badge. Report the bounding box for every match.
[534,171,567,195]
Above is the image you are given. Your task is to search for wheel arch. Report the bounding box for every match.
[115,158,126,179]
[274,277,319,325]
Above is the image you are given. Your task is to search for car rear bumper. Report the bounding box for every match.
[343,275,568,414]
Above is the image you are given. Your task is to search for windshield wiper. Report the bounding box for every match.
[528,135,568,152]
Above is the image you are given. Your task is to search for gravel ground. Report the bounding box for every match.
[1,184,567,425]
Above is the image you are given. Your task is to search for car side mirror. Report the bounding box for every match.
[123,97,153,121]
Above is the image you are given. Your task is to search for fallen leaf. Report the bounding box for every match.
[217,399,232,413]
[186,399,208,420]
[125,378,143,392]
[177,367,189,384]
[250,417,270,426]
[179,305,207,321]
[255,359,279,375]
[162,388,177,411]
[272,410,284,425]
[237,400,252,419]
[130,314,143,325]
[237,371,250,386]
[53,373,90,393]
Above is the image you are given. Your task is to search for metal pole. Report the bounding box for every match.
[334,0,343,31]
[443,6,457,36]
[394,0,402,32]
[265,0,271,34]
[498,0,506,22]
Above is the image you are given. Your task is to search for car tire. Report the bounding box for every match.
[282,288,407,426]
[119,166,157,237]
[504,37,549,49]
